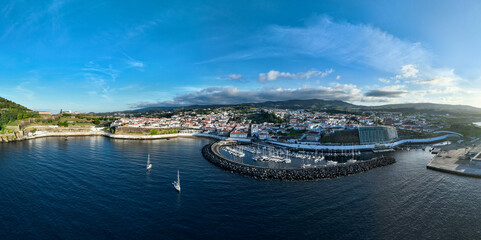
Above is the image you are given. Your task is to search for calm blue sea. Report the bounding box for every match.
[1,136,481,239]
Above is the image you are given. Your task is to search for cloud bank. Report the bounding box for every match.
[131,84,364,108]
[258,69,333,82]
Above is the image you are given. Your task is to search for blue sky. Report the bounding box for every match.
[2,0,481,112]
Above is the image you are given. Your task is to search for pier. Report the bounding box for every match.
[427,140,481,178]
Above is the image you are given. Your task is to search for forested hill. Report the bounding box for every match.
[0,97,35,130]
[0,97,29,111]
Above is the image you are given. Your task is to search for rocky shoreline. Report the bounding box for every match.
[202,141,396,180]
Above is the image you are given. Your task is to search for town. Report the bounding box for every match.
[106,107,458,145]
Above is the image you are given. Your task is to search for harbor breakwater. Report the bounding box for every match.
[202,141,396,180]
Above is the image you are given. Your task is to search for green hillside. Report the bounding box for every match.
[0,97,37,131]
[366,103,481,115]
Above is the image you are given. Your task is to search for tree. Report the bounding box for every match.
[149,129,159,135]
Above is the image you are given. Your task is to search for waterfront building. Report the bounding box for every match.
[230,130,247,138]
[259,132,269,140]
[305,131,321,141]
[358,126,398,144]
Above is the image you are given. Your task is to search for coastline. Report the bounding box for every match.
[2,130,457,149]
[1,131,225,143]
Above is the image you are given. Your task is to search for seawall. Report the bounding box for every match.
[202,141,396,180]
[267,134,457,151]
[1,131,225,143]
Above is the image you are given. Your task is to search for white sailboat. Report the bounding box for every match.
[146,154,152,171]
[173,170,181,192]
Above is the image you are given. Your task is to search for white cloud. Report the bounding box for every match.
[336,75,341,80]
[227,73,243,81]
[378,78,390,84]
[15,83,35,100]
[127,60,144,68]
[202,16,430,74]
[396,64,419,79]
[258,69,333,82]
[81,62,120,102]
[379,85,406,91]
[416,77,456,86]
[123,53,145,69]
[81,62,119,81]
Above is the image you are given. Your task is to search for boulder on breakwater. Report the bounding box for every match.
[202,141,396,180]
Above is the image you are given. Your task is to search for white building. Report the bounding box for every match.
[230,130,247,138]
[251,124,258,137]
[258,131,269,140]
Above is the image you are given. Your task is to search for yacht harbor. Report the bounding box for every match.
[219,141,370,169]
[203,141,396,180]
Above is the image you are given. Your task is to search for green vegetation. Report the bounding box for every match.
[247,110,284,124]
[160,129,178,134]
[278,129,306,138]
[445,124,481,138]
[57,121,69,127]
[150,129,178,135]
[0,128,14,134]
[0,97,39,131]
[397,129,441,139]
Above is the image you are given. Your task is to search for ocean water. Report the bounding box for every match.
[1,136,481,239]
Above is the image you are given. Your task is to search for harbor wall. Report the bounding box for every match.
[267,134,458,151]
[202,141,396,180]
[0,131,226,143]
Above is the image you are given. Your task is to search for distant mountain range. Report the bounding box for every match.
[133,99,481,115]
[2,96,479,116]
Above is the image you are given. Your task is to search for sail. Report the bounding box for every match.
[177,170,180,184]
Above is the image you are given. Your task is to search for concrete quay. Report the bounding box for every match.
[427,142,481,178]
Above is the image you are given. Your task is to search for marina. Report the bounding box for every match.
[206,141,395,180]
[218,141,371,169]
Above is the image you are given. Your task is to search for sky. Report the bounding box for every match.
[2,0,481,112]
